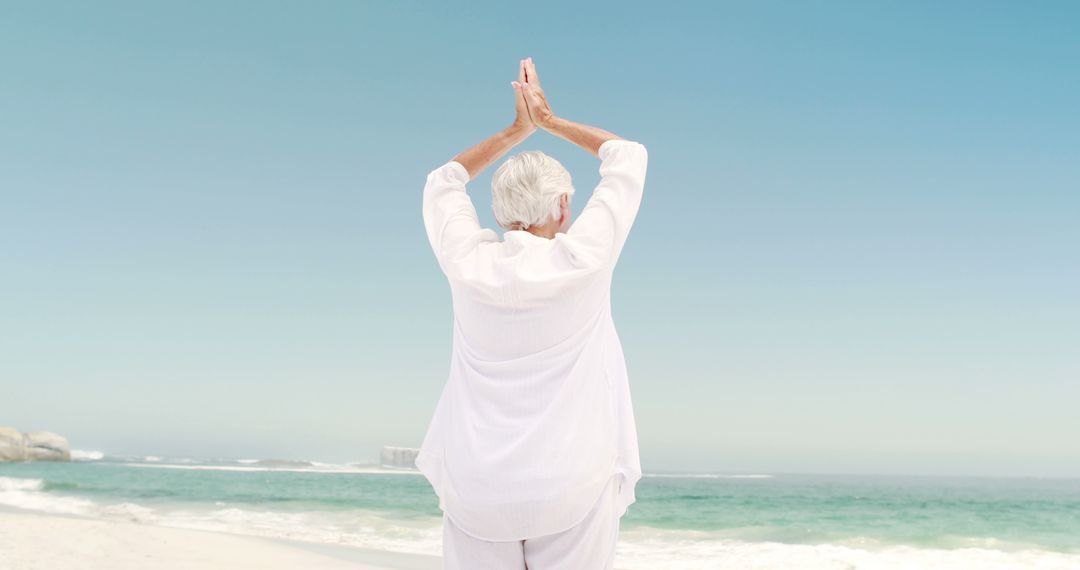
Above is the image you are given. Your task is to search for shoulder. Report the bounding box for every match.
[599,139,648,158]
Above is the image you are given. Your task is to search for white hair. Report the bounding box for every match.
[491,150,575,230]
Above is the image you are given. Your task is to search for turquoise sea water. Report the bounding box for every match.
[1,454,1078,569]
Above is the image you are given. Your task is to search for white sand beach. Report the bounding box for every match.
[0,506,440,570]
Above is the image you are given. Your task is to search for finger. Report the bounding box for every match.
[519,59,527,85]
[521,84,541,108]
[525,57,540,87]
[512,82,529,110]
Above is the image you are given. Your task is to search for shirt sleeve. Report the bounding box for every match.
[421,160,484,271]
[564,139,649,268]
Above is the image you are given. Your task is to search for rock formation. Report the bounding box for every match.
[380,446,419,469]
[0,426,71,462]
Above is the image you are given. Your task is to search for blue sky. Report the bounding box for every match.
[2,1,1077,477]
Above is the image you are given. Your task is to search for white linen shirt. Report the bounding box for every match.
[415,138,648,541]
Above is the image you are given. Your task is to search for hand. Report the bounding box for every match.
[518,57,555,128]
[511,59,537,134]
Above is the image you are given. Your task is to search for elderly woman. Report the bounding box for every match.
[416,57,648,569]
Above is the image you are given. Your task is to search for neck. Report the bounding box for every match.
[527,226,558,240]
[509,221,559,240]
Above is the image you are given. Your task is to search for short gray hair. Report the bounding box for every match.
[491,150,575,230]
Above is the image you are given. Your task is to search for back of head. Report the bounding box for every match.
[491,150,575,231]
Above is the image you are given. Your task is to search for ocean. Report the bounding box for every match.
[1,453,1078,569]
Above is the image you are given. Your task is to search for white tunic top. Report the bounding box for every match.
[415,139,648,541]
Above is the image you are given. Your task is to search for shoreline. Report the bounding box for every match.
[0,504,440,570]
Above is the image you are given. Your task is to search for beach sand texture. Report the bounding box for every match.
[0,507,440,570]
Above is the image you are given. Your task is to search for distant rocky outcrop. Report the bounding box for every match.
[0,426,71,462]
[380,446,419,469]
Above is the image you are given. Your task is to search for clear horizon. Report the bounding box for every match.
[2,1,1078,478]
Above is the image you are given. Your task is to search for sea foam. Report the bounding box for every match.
[0,476,95,515]
[70,449,105,461]
[615,526,1080,569]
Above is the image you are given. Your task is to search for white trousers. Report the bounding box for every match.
[442,474,622,569]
